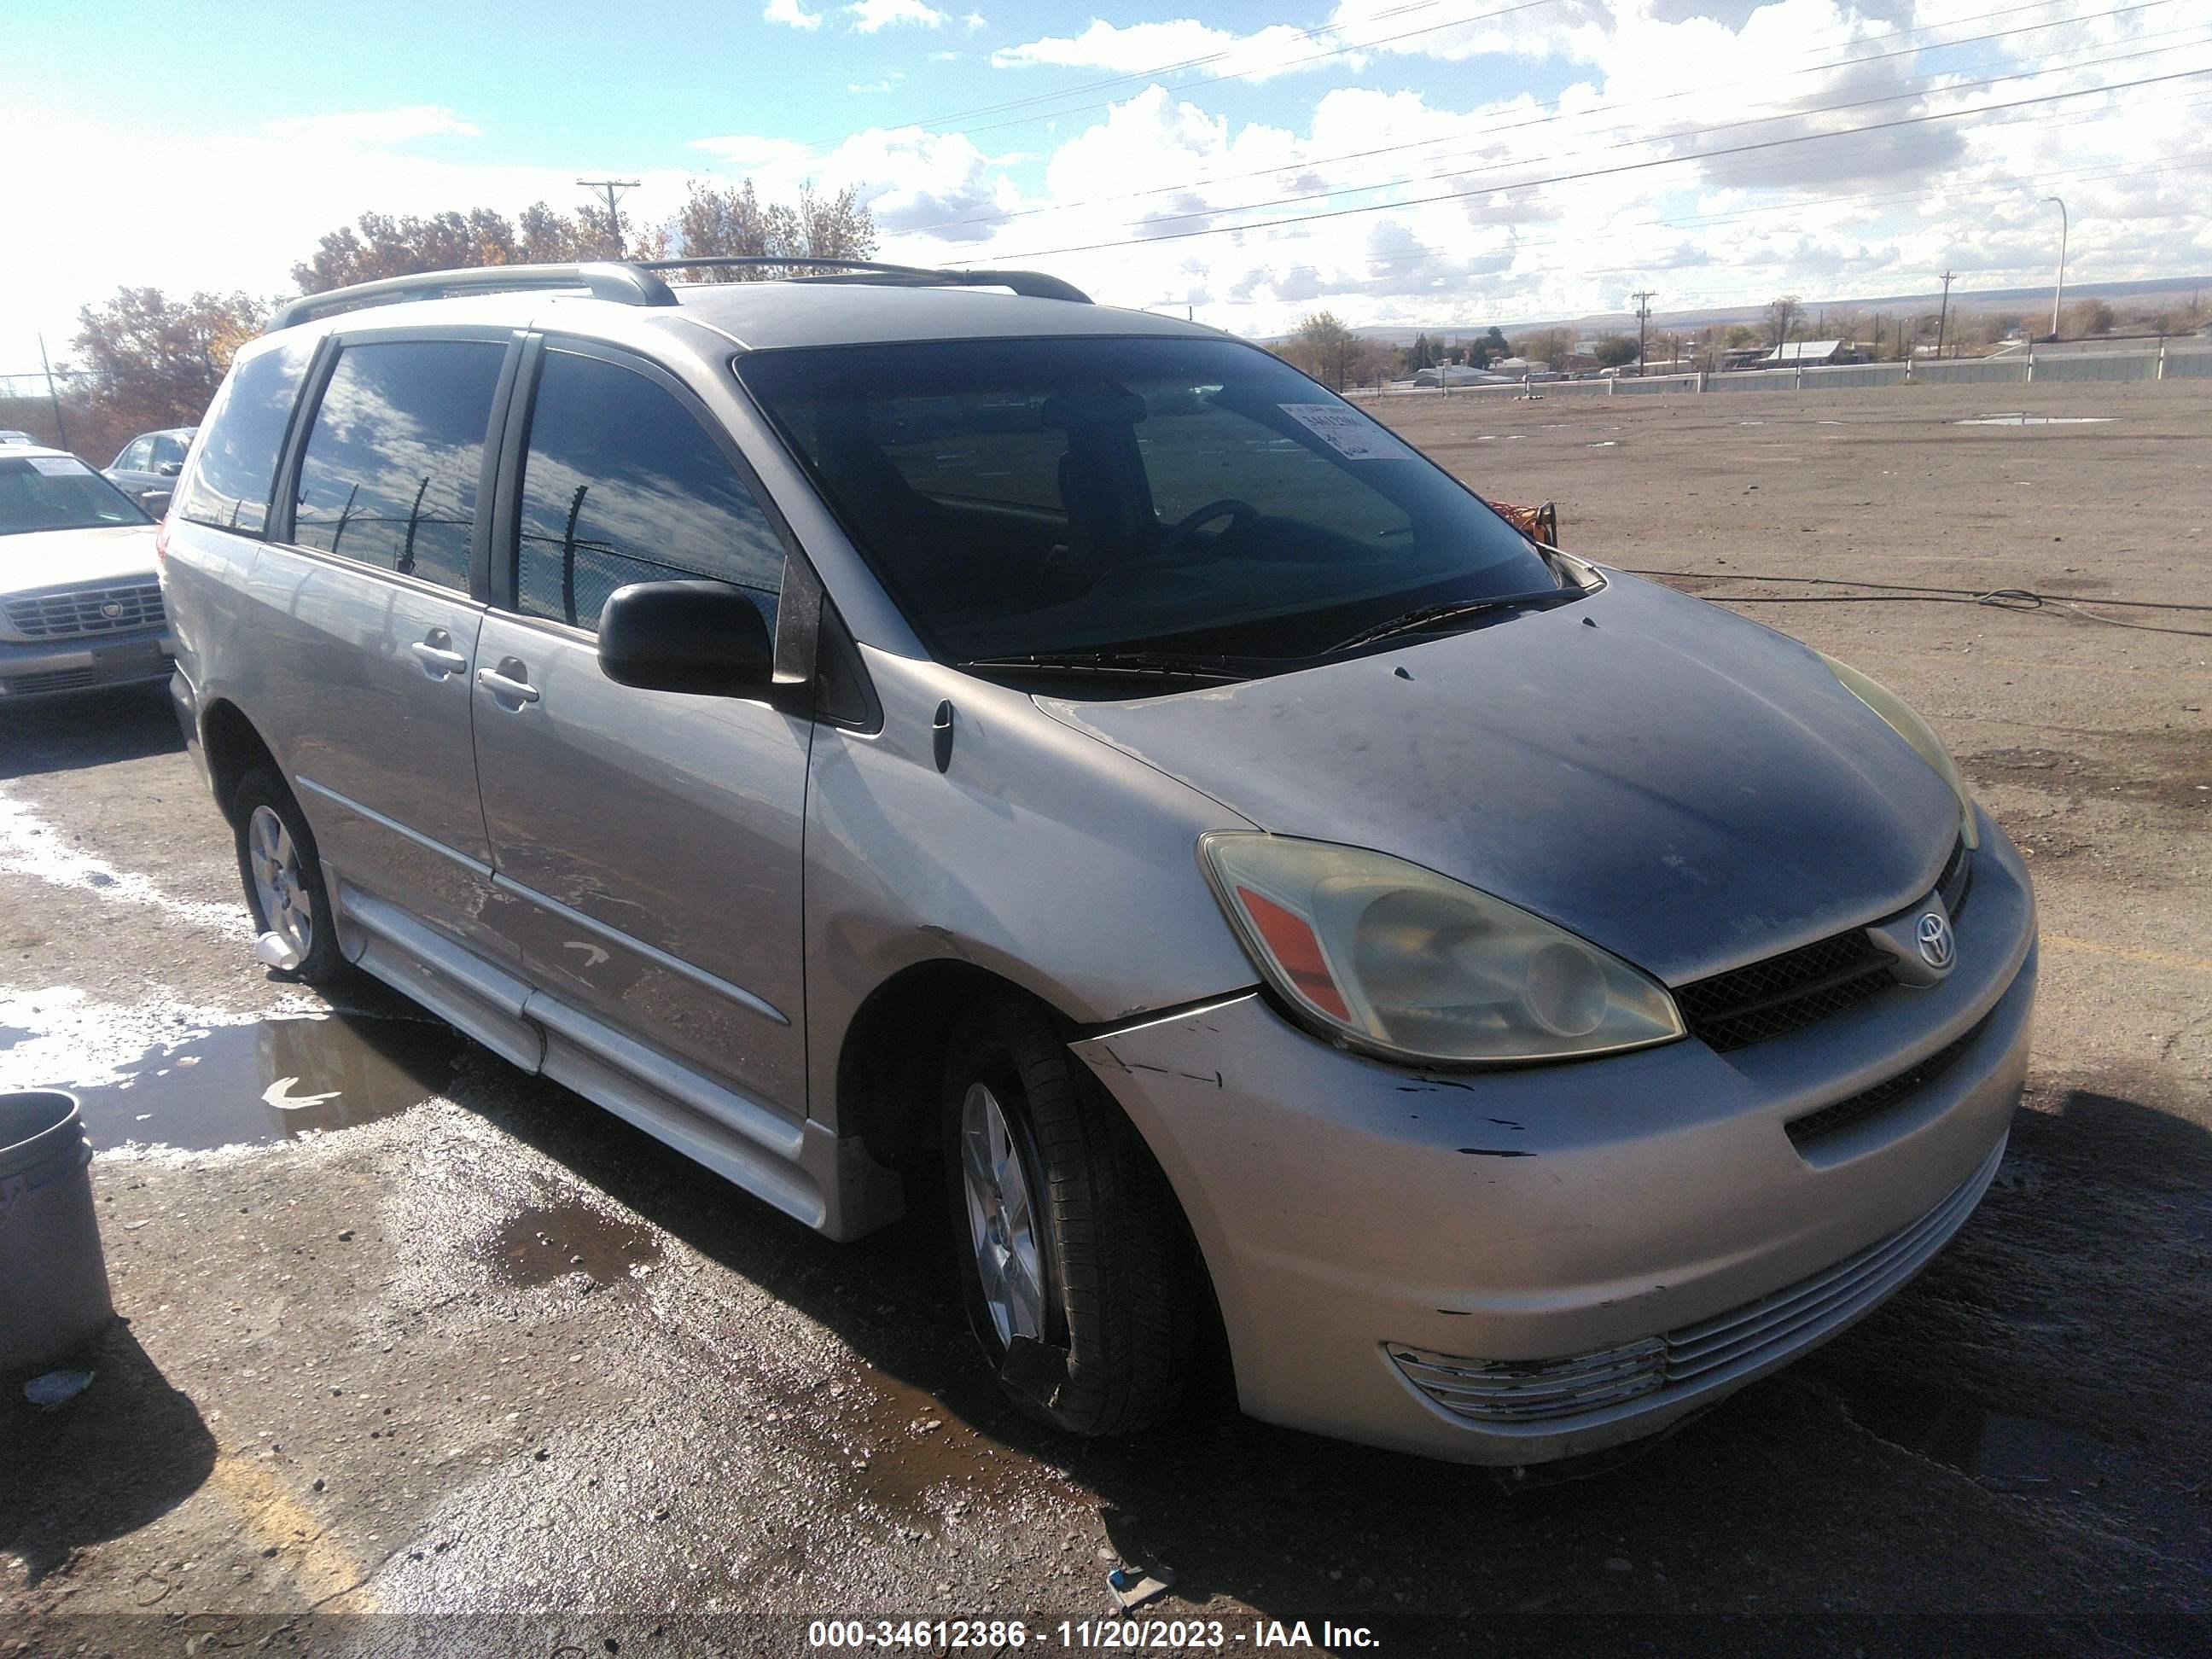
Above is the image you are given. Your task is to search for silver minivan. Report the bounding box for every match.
[161,259,2035,1466]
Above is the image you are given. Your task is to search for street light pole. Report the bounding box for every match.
[2042,196,2069,341]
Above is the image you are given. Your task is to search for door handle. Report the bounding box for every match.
[476,665,540,705]
[410,640,469,678]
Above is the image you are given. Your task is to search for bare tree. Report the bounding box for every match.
[1764,294,1804,349]
[655,180,878,280]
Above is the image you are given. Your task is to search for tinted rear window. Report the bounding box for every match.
[292,341,505,591]
[177,341,311,535]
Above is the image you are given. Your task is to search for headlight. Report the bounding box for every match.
[1198,833,1685,1066]
[1817,653,1979,850]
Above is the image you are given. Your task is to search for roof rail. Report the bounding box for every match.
[636,256,1092,305]
[266,262,679,333]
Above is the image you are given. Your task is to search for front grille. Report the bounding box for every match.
[3,581,165,641]
[1675,928,1895,1052]
[1389,1135,2006,1429]
[1785,1018,1987,1147]
[1,667,97,696]
[1674,838,1974,1053]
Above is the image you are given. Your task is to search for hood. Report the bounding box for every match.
[1,524,160,599]
[1038,573,1962,985]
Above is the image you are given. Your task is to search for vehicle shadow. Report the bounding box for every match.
[442,1056,2212,1623]
[0,685,181,781]
[0,1322,218,1585]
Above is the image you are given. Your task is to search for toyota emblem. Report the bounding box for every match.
[100,600,124,618]
[1917,911,1955,971]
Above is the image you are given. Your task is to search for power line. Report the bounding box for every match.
[966,61,2212,263]
[975,32,2211,252]
[899,0,2184,237]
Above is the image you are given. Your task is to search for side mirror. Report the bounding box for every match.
[597,579,774,697]
[138,490,173,519]
[157,460,183,477]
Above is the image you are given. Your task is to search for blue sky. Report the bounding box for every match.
[3,1,2208,369]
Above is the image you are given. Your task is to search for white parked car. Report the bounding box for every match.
[0,446,172,702]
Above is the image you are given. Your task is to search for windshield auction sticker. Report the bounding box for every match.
[27,456,92,476]
[1278,403,1414,461]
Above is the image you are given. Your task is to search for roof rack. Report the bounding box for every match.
[637,256,1091,304]
[266,263,678,332]
[263,254,1091,335]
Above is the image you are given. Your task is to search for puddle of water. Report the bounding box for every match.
[1832,1376,2108,1491]
[824,1365,1029,1525]
[67,1014,463,1151]
[1953,414,2116,426]
[0,1025,32,1051]
[1586,440,1619,447]
[486,1200,661,1287]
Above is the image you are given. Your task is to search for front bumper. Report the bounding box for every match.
[1070,816,2036,1466]
[0,626,175,701]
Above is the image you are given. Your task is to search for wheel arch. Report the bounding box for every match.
[200,697,282,825]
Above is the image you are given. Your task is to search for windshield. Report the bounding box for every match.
[737,336,1559,663]
[0,455,149,537]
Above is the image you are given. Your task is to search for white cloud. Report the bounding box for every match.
[762,0,823,29]
[993,19,1348,83]
[847,0,946,32]
[848,79,895,93]
[264,106,481,145]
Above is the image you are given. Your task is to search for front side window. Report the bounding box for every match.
[178,339,312,536]
[150,433,190,471]
[292,340,504,591]
[737,336,1556,666]
[512,348,785,634]
[115,438,153,472]
[0,455,148,537]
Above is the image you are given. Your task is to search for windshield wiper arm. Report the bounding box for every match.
[1324,588,1577,655]
[957,649,1258,684]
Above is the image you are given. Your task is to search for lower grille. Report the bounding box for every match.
[1674,838,1973,1053]
[3,581,165,640]
[1785,1018,1987,1147]
[1389,1135,2005,1429]
[2,667,98,696]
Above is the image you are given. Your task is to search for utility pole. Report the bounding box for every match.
[1936,270,1956,359]
[1633,289,1655,376]
[577,178,641,257]
[37,333,68,452]
[2042,196,2069,341]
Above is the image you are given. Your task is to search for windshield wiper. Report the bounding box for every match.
[1324,588,1579,655]
[957,649,1259,684]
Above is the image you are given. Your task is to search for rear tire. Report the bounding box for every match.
[941,994,1192,1436]
[230,766,350,987]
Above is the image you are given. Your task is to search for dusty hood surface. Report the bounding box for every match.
[1,524,161,598]
[1039,573,1962,985]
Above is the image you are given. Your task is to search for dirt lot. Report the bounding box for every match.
[3,379,2208,1656]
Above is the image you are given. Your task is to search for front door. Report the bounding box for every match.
[255,335,512,951]
[470,341,812,1121]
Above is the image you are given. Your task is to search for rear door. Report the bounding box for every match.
[252,331,516,952]
[470,338,812,1121]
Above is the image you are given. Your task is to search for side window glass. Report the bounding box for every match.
[151,434,189,469]
[292,341,504,591]
[514,349,785,634]
[118,439,153,471]
[176,338,312,536]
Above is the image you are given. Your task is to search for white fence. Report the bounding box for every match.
[1348,344,2212,401]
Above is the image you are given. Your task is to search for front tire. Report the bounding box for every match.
[230,766,349,986]
[941,995,1192,1436]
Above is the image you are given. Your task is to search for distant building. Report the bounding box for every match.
[1761,339,1859,367]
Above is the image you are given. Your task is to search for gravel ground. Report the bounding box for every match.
[2,378,2207,1656]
